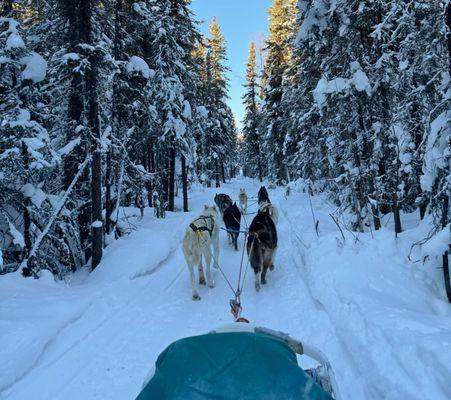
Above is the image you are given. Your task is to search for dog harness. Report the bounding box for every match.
[190,215,215,237]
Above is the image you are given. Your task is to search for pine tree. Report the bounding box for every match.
[242,41,262,181]
[0,16,52,272]
[261,0,298,184]
[199,17,237,187]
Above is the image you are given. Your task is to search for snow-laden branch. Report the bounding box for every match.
[19,156,91,274]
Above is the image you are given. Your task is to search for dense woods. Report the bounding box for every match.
[0,0,449,292]
[241,0,450,298]
[0,0,236,277]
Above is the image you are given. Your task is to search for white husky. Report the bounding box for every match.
[182,205,220,300]
[258,201,279,225]
[238,188,248,214]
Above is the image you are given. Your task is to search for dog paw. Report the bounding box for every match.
[199,277,206,286]
[261,277,267,284]
[192,293,201,301]
[208,281,215,289]
[269,264,275,271]
[255,283,261,292]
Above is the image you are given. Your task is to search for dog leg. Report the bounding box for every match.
[234,234,238,251]
[269,248,277,271]
[198,257,206,286]
[212,233,220,269]
[254,270,261,292]
[261,264,268,284]
[205,251,214,288]
[188,261,201,300]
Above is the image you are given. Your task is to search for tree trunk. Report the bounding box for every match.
[181,154,188,212]
[20,142,32,254]
[442,0,451,304]
[258,156,263,182]
[85,2,102,269]
[146,143,153,207]
[89,94,102,268]
[442,193,450,302]
[215,161,220,188]
[105,148,113,235]
[393,192,402,235]
[372,205,381,231]
[419,201,427,220]
[221,161,226,184]
[168,146,176,212]
[161,151,169,206]
[106,0,123,235]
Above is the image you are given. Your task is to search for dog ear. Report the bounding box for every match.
[204,204,208,210]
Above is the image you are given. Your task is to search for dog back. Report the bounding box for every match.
[215,193,232,215]
[247,210,277,250]
[223,203,241,233]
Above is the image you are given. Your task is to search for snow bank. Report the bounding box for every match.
[88,211,183,284]
[281,192,451,400]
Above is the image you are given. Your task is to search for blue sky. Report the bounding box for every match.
[190,0,272,131]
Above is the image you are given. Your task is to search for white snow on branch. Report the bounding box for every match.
[19,157,91,270]
[22,184,47,208]
[92,221,103,228]
[126,56,155,79]
[7,219,25,248]
[58,137,81,156]
[421,110,451,192]
[20,52,47,83]
[61,52,80,63]
[313,62,372,107]
[297,0,328,41]
[6,33,24,50]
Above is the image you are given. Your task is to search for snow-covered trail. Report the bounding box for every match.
[1,178,450,400]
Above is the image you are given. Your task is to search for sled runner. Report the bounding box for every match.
[136,324,342,400]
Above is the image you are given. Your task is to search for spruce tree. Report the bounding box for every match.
[261,0,298,184]
[242,41,263,181]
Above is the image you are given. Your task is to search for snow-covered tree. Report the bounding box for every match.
[261,0,298,184]
[242,40,263,181]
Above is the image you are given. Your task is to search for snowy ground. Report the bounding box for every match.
[1,178,450,400]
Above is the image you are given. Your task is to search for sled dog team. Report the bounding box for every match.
[182,187,278,300]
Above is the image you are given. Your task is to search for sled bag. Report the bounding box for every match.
[136,331,333,400]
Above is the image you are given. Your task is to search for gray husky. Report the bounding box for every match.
[214,193,233,216]
[247,207,278,291]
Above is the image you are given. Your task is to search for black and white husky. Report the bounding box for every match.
[258,186,270,206]
[259,201,279,226]
[223,202,241,251]
[247,207,278,292]
[214,193,233,217]
[182,205,220,300]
